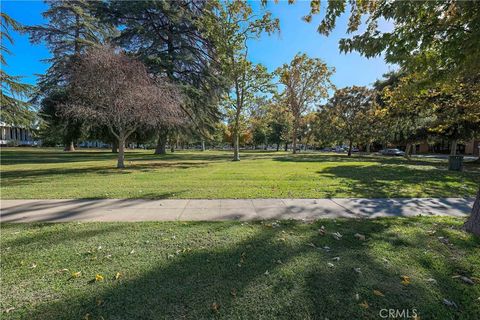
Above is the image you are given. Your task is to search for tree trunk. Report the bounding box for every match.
[292,120,298,154]
[233,129,240,161]
[450,139,458,156]
[111,140,118,153]
[201,139,205,152]
[284,142,288,152]
[64,141,75,152]
[276,143,280,151]
[154,129,168,155]
[463,188,480,236]
[117,138,126,169]
[347,139,353,157]
[170,144,175,153]
[404,142,412,159]
[366,142,371,153]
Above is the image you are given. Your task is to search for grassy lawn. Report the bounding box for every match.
[1,148,479,199]
[1,217,479,319]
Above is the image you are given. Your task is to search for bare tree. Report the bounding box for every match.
[63,46,183,168]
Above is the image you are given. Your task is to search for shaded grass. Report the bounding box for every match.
[1,148,479,199]
[1,217,479,319]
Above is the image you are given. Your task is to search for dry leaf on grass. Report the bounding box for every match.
[359,301,369,309]
[401,275,411,285]
[95,274,104,282]
[114,272,121,280]
[211,303,221,313]
[373,290,385,297]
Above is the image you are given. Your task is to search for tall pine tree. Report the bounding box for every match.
[27,0,115,151]
[1,13,34,126]
[104,0,225,154]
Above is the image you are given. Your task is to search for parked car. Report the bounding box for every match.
[381,148,405,156]
[334,146,346,153]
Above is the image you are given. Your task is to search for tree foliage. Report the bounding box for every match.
[63,46,184,168]
[275,52,334,153]
[0,13,34,126]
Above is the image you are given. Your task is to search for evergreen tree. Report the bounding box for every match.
[104,0,226,154]
[0,13,34,126]
[26,0,115,151]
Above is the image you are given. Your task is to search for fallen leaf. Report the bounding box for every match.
[353,268,362,274]
[318,226,326,236]
[359,300,369,309]
[354,293,360,301]
[452,275,474,285]
[4,307,15,313]
[129,249,135,254]
[426,278,437,284]
[332,232,343,240]
[84,313,91,320]
[307,242,317,248]
[354,233,366,241]
[96,298,104,306]
[442,298,458,308]
[373,290,385,297]
[264,270,270,275]
[327,262,335,268]
[114,272,121,280]
[95,274,104,282]
[332,256,340,261]
[211,302,221,313]
[401,275,411,285]
[71,271,82,279]
[28,263,37,269]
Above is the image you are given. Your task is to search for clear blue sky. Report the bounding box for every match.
[2,0,395,89]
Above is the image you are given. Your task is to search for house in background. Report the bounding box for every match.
[0,122,37,146]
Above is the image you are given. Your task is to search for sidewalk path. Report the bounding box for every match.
[0,198,473,223]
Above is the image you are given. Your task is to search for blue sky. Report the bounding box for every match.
[2,0,395,89]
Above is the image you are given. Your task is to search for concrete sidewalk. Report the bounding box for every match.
[0,198,473,223]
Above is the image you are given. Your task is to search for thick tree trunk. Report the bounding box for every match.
[284,142,288,152]
[463,188,480,236]
[111,140,118,153]
[201,139,205,151]
[348,140,353,157]
[117,139,126,169]
[64,141,75,152]
[154,129,168,155]
[450,139,458,156]
[276,143,280,151]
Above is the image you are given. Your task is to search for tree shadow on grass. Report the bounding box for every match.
[317,164,479,198]
[4,219,478,319]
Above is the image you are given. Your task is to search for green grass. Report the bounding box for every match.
[1,148,478,199]
[1,217,479,319]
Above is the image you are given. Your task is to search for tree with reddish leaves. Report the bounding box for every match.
[63,46,183,168]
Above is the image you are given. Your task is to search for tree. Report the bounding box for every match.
[275,53,334,154]
[295,0,480,234]
[303,0,479,80]
[324,86,376,156]
[63,46,183,168]
[203,0,279,161]
[26,0,115,151]
[104,0,226,155]
[266,100,292,151]
[0,13,34,126]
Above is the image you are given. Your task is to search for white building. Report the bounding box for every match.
[0,122,37,146]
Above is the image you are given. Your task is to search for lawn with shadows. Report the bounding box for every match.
[1,217,479,319]
[1,148,479,199]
